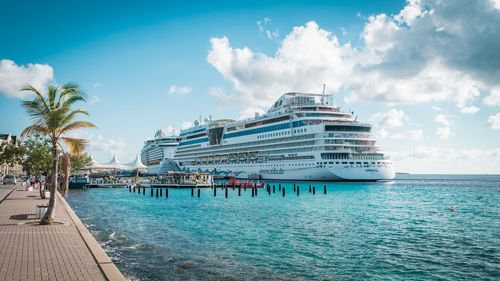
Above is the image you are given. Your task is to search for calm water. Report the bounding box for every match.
[66,175,500,281]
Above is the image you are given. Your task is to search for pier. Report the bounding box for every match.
[0,185,125,281]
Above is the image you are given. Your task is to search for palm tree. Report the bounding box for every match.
[21,83,96,225]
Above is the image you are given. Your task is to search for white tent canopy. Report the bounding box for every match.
[125,154,147,170]
[88,153,146,171]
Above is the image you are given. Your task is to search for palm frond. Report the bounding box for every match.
[61,137,88,155]
[21,85,49,112]
[58,109,89,128]
[45,106,71,131]
[59,121,97,136]
[21,124,49,138]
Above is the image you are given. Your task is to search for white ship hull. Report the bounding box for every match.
[183,163,395,181]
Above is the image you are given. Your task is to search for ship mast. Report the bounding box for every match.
[321,84,326,105]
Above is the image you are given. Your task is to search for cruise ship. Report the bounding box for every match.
[140,130,179,174]
[173,92,395,181]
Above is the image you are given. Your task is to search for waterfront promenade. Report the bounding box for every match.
[0,185,125,281]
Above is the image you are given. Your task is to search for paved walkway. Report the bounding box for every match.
[0,185,15,202]
[0,185,125,281]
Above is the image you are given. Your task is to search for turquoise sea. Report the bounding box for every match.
[66,174,500,280]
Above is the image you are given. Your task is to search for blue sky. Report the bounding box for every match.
[1,0,499,173]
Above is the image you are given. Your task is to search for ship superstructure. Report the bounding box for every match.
[140,130,179,174]
[173,93,395,181]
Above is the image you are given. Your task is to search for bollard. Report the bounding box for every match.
[313,186,315,195]
[166,188,169,198]
[309,185,311,193]
[191,188,194,196]
[225,187,228,198]
[282,187,285,197]
[198,189,200,197]
[214,187,217,196]
[279,184,281,191]
[293,184,296,192]
[238,187,241,196]
[324,185,327,194]
[156,189,159,197]
[297,186,300,196]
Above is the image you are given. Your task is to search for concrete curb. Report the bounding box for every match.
[57,191,127,281]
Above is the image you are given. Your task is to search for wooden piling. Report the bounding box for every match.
[279,184,281,191]
[151,188,153,196]
[282,187,285,197]
[129,186,131,192]
[324,185,327,194]
[143,187,145,195]
[309,185,311,193]
[191,188,194,196]
[133,186,135,192]
[160,188,163,196]
[273,185,275,193]
[166,188,169,198]
[225,187,228,198]
[238,187,241,196]
[198,189,200,197]
[313,186,315,195]
[297,186,300,196]
[156,189,159,197]
[214,187,217,196]
[251,188,254,197]
[255,187,258,196]
[293,184,296,192]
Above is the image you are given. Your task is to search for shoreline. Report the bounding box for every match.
[57,191,126,281]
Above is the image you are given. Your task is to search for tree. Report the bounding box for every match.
[21,83,96,225]
[69,153,92,172]
[0,141,25,174]
[21,135,52,177]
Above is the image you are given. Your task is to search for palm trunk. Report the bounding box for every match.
[60,155,70,196]
[40,144,58,225]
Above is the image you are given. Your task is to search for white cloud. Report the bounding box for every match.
[376,128,389,139]
[207,21,352,108]
[390,129,423,140]
[239,107,266,120]
[436,126,451,139]
[67,129,127,161]
[92,82,102,88]
[89,95,100,104]
[181,121,194,130]
[431,106,444,112]
[0,59,53,98]
[487,112,500,129]
[207,0,500,111]
[489,148,500,159]
[165,126,179,136]
[460,106,480,114]
[391,145,486,161]
[434,113,453,126]
[168,85,192,95]
[369,108,407,128]
[484,87,500,106]
[257,17,279,39]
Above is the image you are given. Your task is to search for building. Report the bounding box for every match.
[0,134,23,175]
